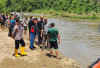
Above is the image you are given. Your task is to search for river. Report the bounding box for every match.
[49,18,100,68]
[12,12,100,68]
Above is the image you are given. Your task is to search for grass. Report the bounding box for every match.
[30,9,100,19]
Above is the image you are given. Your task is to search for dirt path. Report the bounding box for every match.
[0,29,80,68]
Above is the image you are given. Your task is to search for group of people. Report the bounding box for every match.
[0,13,61,59]
[0,14,7,30]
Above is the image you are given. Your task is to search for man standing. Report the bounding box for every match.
[0,15,4,30]
[24,17,28,35]
[30,18,38,50]
[42,18,50,50]
[47,23,61,59]
[8,17,15,37]
[12,20,27,57]
[37,15,44,45]
[28,16,33,40]
[2,14,6,27]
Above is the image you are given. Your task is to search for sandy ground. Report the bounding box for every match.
[0,28,80,68]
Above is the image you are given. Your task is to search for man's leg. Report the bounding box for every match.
[20,38,27,56]
[15,40,20,57]
[8,28,10,36]
[50,49,53,57]
[42,35,46,50]
[49,41,53,57]
[29,30,30,40]
[55,50,60,58]
[9,28,12,37]
[38,32,41,45]
[30,33,35,49]
[54,41,60,59]
[45,35,50,50]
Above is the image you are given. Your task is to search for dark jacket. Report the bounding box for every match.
[28,20,34,32]
[37,21,44,32]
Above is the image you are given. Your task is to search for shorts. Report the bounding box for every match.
[49,41,58,49]
[8,28,13,37]
[24,26,27,30]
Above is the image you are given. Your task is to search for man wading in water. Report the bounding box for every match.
[47,23,61,59]
[12,20,27,57]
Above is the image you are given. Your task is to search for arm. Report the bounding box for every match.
[12,27,17,39]
[41,23,44,37]
[41,29,43,37]
[28,21,30,30]
[57,34,60,44]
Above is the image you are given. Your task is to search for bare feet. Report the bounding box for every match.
[51,55,53,58]
[56,56,61,60]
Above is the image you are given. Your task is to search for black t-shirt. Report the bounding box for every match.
[37,21,44,31]
[28,20,33,31]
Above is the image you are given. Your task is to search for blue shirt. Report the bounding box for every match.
[10,20,15,28]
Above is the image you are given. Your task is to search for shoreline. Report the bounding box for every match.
[11,11,100,19]
[0,29,80,68]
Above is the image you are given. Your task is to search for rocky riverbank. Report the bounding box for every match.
[0,29,80,68]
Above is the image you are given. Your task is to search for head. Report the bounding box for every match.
[16,20,20,25]
[40,15,44,21]
[33,18,38,24]
[51,23,55,28]
[25,17,27,20]
[9,17,11,20]
[44,18,48,23]
[30,16,32,20]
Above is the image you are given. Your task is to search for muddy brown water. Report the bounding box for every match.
[12,12,100,68]
[48,18,100,68]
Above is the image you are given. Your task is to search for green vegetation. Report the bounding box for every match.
[0,0,100,19]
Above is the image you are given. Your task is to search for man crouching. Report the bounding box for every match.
[12,20,27,57]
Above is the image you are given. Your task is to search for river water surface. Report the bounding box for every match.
[48,18,100,68]
[13,12,100,68]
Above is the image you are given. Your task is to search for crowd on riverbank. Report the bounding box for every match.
[0,13,61,59]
